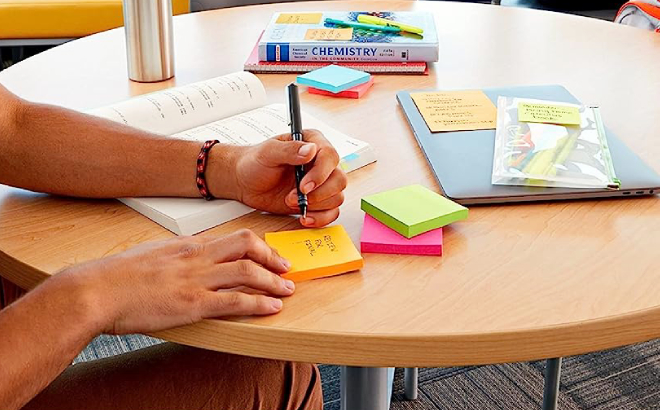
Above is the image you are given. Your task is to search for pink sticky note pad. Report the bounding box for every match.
[360,214,443,256]
[308,77,374,99]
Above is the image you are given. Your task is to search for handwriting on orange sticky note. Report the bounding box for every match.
[305,28,353,41]
[276,13,323,24]
[410,90,497,132]
[264,225,363,282]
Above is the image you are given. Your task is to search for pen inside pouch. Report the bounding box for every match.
[523,123,570,176]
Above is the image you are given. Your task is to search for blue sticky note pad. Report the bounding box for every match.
[297,65,371,94]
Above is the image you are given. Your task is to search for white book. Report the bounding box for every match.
[87,72,376,235]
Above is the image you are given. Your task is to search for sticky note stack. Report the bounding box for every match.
[360,185,468,256]
[297,65,373,98]
[265,225,364,282]
[361,214,443,255]
[308,77,374,99]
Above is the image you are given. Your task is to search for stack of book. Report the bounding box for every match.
[244,11,439,75]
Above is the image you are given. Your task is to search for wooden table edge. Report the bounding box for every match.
[150,305,660,367]
[4,249,660,367]
[0,250,50,291]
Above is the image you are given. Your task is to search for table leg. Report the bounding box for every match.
[340,366,390,410]
[404,368,419,400]
[387,367,394,407]
[542,358,562,410]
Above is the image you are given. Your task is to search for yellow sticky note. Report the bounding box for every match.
[518,102,581,125]
[276,13,323,24]
[305,28,353,41]
[410,90,497,133]
[265,225,363,282]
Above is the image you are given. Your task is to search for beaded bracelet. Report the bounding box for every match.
[196,140,220,200]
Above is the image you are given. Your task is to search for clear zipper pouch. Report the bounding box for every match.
[492,97,620,189]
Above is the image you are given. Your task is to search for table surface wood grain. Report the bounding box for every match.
[1,0,660,367]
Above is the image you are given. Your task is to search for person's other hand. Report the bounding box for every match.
[60,230,294,335]
[229,130,347,228]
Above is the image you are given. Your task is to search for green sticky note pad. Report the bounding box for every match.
[518,102,581,125]
[361,185,468,239]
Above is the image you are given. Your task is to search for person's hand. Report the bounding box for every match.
[225,130,348,228]
[58,230,295,335]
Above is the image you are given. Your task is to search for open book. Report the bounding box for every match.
[88,72,376,235]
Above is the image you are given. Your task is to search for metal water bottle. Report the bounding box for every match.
[122,0,175,82]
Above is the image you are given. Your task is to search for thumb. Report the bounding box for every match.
[257,139,317,167]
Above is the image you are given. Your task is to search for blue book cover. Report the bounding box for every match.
[258,11,439,63]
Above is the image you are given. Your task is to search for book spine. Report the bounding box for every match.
[244,62,428,74]
[258,42,438,62]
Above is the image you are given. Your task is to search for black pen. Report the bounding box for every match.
[287,83,308,219]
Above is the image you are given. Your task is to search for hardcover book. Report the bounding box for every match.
[245,33,429,74]
[259,11,439,63]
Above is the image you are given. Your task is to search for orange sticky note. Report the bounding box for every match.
[265,225,364,282]
[410,90,497,132]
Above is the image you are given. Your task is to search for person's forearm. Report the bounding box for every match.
[0,273,104,410]
[0,86,240,199]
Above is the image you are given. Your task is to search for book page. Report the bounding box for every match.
[87,72,267,136]
[174,103,369,160]
[116,104,374,236]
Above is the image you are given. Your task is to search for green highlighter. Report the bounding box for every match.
[357,14,424,34]
[361,185,468,239]
[324,18,401,33]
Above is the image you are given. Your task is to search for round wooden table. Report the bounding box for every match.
[2,2,660,409]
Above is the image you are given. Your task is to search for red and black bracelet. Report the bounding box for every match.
[196,140,220,200]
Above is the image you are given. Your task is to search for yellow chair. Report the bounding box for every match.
[0,0,190,46]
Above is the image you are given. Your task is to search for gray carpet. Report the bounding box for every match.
[75,334,660,409]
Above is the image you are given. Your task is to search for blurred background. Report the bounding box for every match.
[0,0,624,72]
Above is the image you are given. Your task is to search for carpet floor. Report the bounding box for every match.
[74,335,660,409]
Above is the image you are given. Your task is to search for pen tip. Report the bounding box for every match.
[303,208,307,219]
